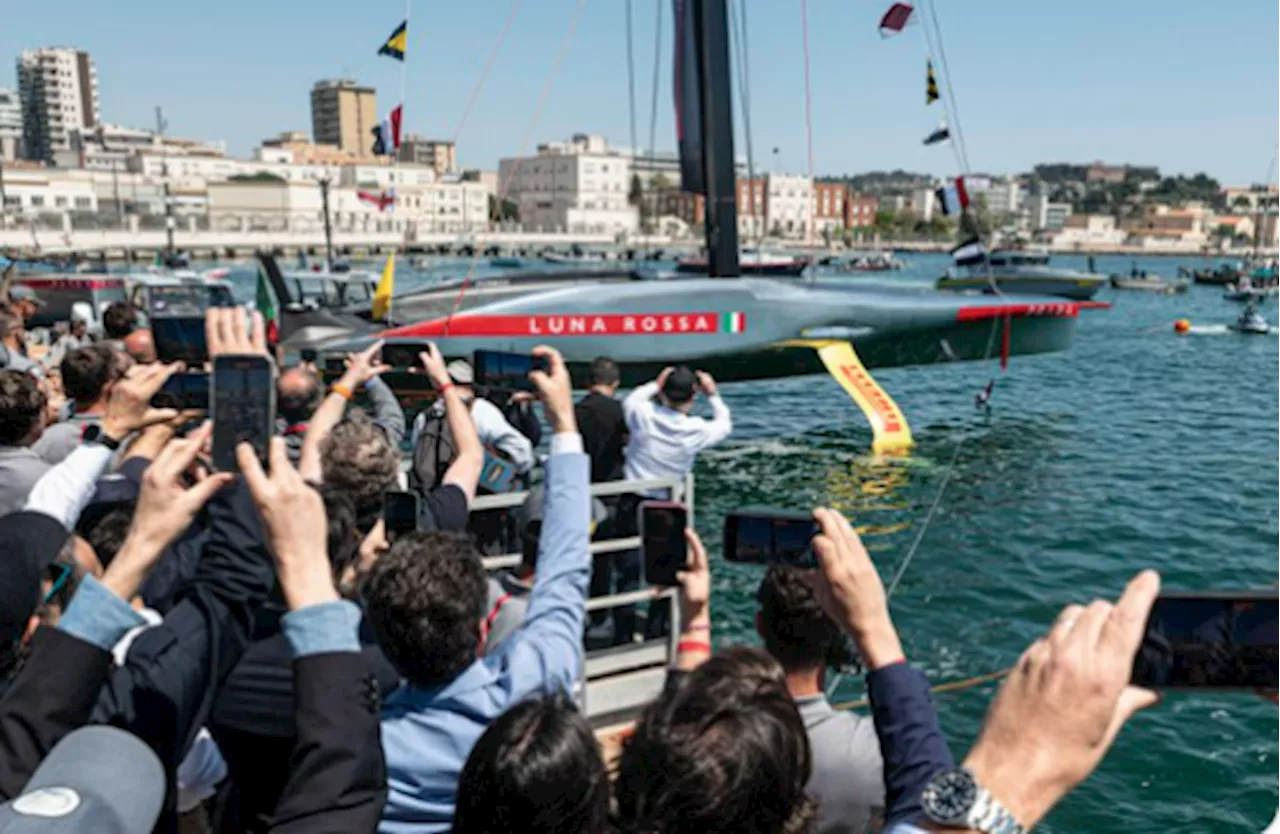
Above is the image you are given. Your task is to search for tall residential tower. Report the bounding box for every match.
[16,47,100,162]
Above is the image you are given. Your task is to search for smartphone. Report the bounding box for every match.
[1131,591,1278,690]
[211,355,276,473]
[723,508,819,567]
[383,490,421,541]
[299,348,319,364]
[150,371,210,411]
[149,285,236,365]
[381,342,433,369]
[640,501,688,587]
[473,349,549,393]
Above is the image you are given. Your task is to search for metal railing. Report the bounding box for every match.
[470,471,695,721]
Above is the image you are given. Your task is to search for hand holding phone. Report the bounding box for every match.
[211,355,275,473]
[383,490,421,542]
[473,349,550,393]
[381,341,433,370]
[641,501,688,587]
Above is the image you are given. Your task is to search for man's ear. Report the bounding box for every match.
[22,614,40,644]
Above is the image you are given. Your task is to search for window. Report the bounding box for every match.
[30,195,44,207]
[75,196,91,208]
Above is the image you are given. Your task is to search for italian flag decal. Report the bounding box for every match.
[722,312,746,333]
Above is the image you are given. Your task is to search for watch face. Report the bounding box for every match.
[922,767,978,824]
[82,425,101,442]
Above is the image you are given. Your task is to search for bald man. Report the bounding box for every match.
[123,328,157,364]
[277,366,322,461]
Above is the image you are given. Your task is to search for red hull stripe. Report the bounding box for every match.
[383,312,739,339]
[955,302,1080,322]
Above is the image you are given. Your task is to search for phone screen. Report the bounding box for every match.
[383,491,420,541]
[724,511,818,567]
[153,317,210,366]
[381,342,431,369]
[473,350,548,393]
[211,355,275,472]
[151,372,210,411]
[642,502,688,587]
[1131,593,1278,689]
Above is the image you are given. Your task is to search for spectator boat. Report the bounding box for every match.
[937,250,1105,300]
[675,248,810,277]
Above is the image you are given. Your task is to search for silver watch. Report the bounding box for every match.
[921,767,1025,834]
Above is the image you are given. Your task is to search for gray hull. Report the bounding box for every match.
[936,274,1104,300]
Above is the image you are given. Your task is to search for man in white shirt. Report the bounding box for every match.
[591,366,731,646]
[409,359,535,475]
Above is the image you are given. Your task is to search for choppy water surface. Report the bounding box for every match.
[233,251,1277,831]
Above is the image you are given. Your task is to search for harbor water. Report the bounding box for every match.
[231,251,1278,832]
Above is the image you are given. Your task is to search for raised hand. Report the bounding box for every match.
[238,437,337,610]
[101,361,184,439]
[530,345,576,435]
[342,339,389,387]
[695,371,718,397]
[206,307,267,358]
[676,528,711,625]
[101,423,234,601]
[418,342,452,391]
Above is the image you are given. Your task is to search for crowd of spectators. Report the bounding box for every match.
[0,285,1196,834]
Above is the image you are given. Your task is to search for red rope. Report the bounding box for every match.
[445,0,589,335]
[450,0,525,145]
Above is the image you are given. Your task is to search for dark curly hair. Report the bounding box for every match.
[85,507,134,569]
[614,646,815,834]
[320,486,361,597]
[321,413,400,526]
[362,530,487,687]
[455,694,609,834]
[756,565,841,671]
[0,369,46,446]
[61,344,122,405]
[102,302,137,340]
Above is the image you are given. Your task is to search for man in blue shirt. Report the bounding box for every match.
[363,345,590,833]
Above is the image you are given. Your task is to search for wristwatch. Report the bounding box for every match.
[921,767,1025,834]
[82,423,124,451]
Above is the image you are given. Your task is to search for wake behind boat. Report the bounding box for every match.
[937,248,1105,300]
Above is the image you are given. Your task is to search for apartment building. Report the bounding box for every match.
[498,134,638,235]
[398,135,456,177]
[16,47,100,162]
[310,80,377,157]
[0,88,22,161]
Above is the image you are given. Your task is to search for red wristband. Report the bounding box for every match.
[437,382,454,395]
[677,640,712,654]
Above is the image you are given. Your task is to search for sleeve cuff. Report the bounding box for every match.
[58,575,147,651]
[549,432,584,456]
[282,599,363,657]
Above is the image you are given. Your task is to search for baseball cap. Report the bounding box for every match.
[0,725,164,834]
[0,512,71,647]
[661,367,697,405]
[446,359,475,385]
[9,286,44,308]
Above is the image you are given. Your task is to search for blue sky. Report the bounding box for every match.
[2,0,1276,184]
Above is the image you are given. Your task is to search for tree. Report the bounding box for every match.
[229,171,285,183]
[628,174,643,207]
[873,210,896,230]
[1215,223,1236,240]
[488,195,518,222]
[649,172,672,193]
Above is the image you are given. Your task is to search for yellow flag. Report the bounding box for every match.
[373,252,395,321]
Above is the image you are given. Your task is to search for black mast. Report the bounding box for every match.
[692,0,739,277]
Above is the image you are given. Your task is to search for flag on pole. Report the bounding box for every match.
[378,20,408,60]
[935,177,971,216]
[922,122,950,145]
[255,264,279,344]
[877,3,915,36]
[926,60,940,104]
[372,252,395,322]
[358,189,396,212]
[370,105,403,156]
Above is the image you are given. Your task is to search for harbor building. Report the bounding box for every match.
[399,136,457,177]
[16,47,100,163]
[498,134,638,235]
[0,88,22,161]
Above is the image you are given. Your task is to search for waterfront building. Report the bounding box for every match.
[1047,214,1128,248]
[765,172,812,238]
[1024,193,1072,231]
[498,134,638,235]
[812,181,847,239]
[0,88,22,161]
[845,192,877,229]
[310,79,377,157]
[399,135,456,177]
[54,123,226,173]
[16,47,100,163]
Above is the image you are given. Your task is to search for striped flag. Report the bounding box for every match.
[370,105,403,156]
[255,264,278,343]
[926,60,940,104]
[722,311,746,333]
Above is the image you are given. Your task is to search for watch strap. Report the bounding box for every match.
[971,786,1025,834]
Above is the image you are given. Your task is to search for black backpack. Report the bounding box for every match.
[410,409,458,492]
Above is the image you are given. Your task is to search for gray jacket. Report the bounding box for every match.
[0,446,52,518]
[796,694,885,834]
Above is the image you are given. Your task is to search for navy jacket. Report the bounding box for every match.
[865,662,955,827]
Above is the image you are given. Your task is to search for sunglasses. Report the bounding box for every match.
[42,562,73,606]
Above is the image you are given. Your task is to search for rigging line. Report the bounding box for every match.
[443,0,589,331]
[643,0,664,257]
[831,667,1012,712]
[395,0,411,266]
[913,3,965,176]
[449,0,525,144]
[729,0,759,245]
[799,0,816,246]
[625,0,639,188]
[921,0,971,174]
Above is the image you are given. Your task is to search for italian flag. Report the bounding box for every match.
[721,312,746,333]
[256,265,279,344]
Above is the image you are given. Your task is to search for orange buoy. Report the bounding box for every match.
[1174,318,1191,334]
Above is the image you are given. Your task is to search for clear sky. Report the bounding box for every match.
[2,0,1276,184]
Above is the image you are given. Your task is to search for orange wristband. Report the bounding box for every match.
[331,383,354,400]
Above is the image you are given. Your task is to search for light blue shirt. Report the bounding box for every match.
[378,434,589,834]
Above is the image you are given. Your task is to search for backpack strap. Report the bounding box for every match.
[485,591,515,634]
